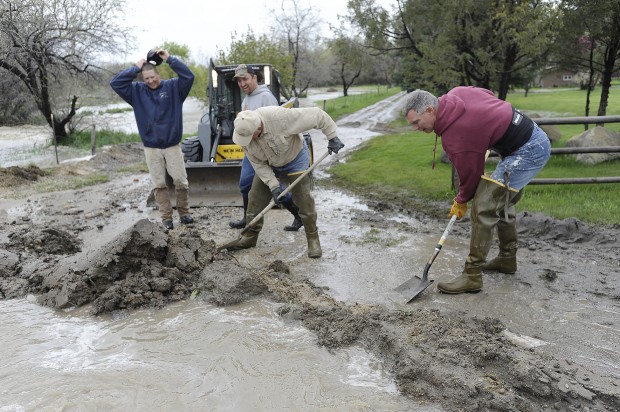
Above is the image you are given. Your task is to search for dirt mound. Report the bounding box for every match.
[0,218,269,314]
[0,165,46,187]
[7,226,82,255]
[1,212,618,410]
[517,211,620,254]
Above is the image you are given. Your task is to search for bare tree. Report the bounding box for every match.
[271,0,322,97]
[0,0,131,139]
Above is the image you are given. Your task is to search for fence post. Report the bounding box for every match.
[91,124,97,155]
[51,114,59,165]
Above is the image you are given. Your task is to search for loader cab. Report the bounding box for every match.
[184,60,285,164]
[207,62,283,144]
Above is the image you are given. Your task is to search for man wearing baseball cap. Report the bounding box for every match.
[222,106,344,258]
[229,64,304,232]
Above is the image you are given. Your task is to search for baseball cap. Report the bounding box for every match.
[233,111,261,146]
[146,49,163,66]
[233,64,256,79]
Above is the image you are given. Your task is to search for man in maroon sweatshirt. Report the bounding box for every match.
[403,87,551,294]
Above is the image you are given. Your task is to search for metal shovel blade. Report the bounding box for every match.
[395,215,457,303]
[394,264,434,303]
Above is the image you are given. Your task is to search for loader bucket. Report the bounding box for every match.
[146,162,242,208]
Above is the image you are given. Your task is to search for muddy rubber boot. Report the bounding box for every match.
[175,187,193,224]
[225,179,271,251]
[282,198,303,232]
[226,229,260,250]
[305,230,322,258]
[482,190,523,274]
[154,187,173,222]
[437,268,483,294]
[229,195,248,229]
[288,174,320,258]
[438,177,506,294]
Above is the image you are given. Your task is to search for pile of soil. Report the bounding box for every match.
[0,164,46,188]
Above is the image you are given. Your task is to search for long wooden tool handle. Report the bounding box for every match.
[426,215,458,266]
[240,151,330,235]
[437,215,457,248]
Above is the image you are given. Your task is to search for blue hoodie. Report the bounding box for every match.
[110,56,194,149]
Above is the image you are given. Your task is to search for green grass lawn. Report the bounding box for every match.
[330,87,620,225]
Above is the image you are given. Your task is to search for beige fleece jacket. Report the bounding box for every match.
[244,106,338,190]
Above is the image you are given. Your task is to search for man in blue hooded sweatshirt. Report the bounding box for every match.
[110,49,195,230]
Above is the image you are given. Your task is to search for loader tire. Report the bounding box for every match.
[182,137,202,162]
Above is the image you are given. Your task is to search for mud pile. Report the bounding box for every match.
[0,219,268,314]
[0,164,46,188]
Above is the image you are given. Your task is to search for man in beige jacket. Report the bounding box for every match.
[222,106,344,258]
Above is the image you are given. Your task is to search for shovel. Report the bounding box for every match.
[395,215,458,303]
[218,151,330,251]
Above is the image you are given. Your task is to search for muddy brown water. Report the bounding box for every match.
[0,298,423,411]
[1,92,619,411]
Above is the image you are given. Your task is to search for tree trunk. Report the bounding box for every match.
[596,9,620,123]
[584,38,596,130]
[497,43,518,101]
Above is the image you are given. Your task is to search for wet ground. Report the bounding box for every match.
[0,92,619,411]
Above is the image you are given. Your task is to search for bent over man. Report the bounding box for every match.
[223,106,344,258]
[229,64,303,232]
[110,49,195,230]
[403,87,551,294]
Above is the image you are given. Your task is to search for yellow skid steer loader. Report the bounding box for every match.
[146,59,312,208]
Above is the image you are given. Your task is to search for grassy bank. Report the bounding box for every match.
[329,87,620,225]
[63,129,142,150]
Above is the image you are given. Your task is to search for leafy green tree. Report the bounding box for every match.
[346,0,558,99]
[156,41,208,102]
[329,35,367,96]
[556,0,620,118]
[216,30,295,98]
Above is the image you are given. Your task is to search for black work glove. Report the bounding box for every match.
[271,187,284,206]
[327,136,345,155]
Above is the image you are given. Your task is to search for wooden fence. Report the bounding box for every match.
[453,115,620,188]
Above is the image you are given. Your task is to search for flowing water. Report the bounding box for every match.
[0,297,440,411]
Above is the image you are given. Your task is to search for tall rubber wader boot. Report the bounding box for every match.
[226,180,272,250]
[175,187,191,218]
[437,177,519,294]
[482,190,524,274]
[282,198,303,232]
[229,194,248,229]
[289,174,321,258]
[155,187,173,222]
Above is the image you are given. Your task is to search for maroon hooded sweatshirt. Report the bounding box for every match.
[434,86,513,203]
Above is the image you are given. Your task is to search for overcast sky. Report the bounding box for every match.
[116,0,393,64]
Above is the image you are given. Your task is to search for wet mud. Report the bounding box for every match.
[1,101,619,410]
[1,186,619,411]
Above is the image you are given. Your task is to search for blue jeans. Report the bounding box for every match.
[239,155,293,203]
[272,140,311,179]
[491,124,551,190]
